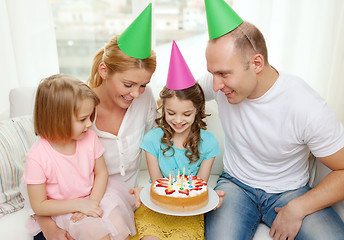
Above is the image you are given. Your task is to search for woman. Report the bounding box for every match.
[33,4,156,240]
[89,35,156,189]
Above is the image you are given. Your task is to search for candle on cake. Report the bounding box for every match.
[168,172,172,189]
[180,174,184,190]
[177,169,181,185]
[189,172,193,188]
[188,167,191,183]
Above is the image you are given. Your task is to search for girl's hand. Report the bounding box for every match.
[70,212,87,223]
[129,187,143,208]
[213,190,225,210]
[76,198,103,218]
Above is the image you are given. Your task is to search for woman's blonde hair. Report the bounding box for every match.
[87,35,157,88]
[34,74,100,141]
[156,83,209,163]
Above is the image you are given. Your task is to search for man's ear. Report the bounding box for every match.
[252,54,264,73]
[98,62,107,79]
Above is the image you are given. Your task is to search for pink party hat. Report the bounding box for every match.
[166,41,196,90]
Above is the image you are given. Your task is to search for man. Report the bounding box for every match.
[201,0,344,239]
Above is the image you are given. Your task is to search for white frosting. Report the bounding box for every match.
[152,176,207,198]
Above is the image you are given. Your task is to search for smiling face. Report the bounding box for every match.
[206,37,259,104]
[102,67,152,109]
[72,98,95,141]
[164,96,197,136]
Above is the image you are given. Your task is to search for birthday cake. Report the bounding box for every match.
[150,174,209,212]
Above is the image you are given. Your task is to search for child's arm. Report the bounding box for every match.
[89,155,108,204]
[196,157,215,182]
[197,157,225,210]
[70,155,108,222]
[27,184,103,217]
[69,156,107,223]
[145,151,163,182]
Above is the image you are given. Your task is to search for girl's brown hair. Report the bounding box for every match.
[87,35,157,88]
[156,83,209,163]
[34,74,100,142]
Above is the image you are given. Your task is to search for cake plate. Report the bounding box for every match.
[140,186,219,216]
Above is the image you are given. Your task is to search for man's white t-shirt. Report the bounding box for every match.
[199,72,344,193]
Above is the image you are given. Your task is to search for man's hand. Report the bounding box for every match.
[269,203,304,240]
[213,190,225,210]
[129,187,143,208]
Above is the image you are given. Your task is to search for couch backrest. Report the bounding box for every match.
[9,87,36,118]
[0,115,38,216]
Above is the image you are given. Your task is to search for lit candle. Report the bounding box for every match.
[189,172,193,188]
[183,166,185,178]
[168,172,172,189]
[177,169,180,185]
[188,167,191,183]
[171,169,174,185]
[180,174,184,190]
[174,168,177,182]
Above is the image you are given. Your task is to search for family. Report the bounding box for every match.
[22,0,344,240]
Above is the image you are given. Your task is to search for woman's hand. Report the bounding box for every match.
[34,215,75,240]
[213,190,225,210]
[46,228,75,240]
[129,187,143,208]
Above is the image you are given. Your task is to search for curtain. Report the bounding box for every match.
[0,0,59,115]
[232,0,344,123]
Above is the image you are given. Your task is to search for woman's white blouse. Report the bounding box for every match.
[91,86,157,188]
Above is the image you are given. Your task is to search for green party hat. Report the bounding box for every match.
[204,0,243,39]
[117,3,152,59]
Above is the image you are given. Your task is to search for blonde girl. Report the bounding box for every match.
[24,74,129,240]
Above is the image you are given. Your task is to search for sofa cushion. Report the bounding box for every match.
[0,115,37,216]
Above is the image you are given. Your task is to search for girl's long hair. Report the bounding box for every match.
[156,83,209,163]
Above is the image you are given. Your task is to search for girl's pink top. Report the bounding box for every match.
[24,129,104,200]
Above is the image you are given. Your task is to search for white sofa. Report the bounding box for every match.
[1,87,343,240]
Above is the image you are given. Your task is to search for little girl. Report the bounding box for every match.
[24,74,130,240]
[132,41,221,240]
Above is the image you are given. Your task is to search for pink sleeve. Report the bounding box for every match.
[23,157,46,185]
[90,130,105,159]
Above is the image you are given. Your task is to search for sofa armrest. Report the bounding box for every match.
[0,209,31,239]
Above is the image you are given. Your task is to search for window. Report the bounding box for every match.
[50,0,208,81]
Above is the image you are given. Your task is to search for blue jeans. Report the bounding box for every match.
[205,172,344,240]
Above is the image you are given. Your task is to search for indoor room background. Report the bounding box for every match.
[1,0,344,123]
